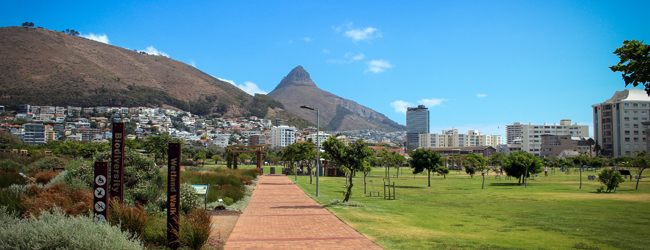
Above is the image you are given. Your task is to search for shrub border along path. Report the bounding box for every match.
[226,174,383,250]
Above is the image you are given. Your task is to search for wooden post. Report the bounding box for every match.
[110,122,125,203]
[167,143,181,249]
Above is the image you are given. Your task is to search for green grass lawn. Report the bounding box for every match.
[287,167,650,250]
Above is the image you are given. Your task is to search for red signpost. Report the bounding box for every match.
[167,143,181,249]
[110,122,125,203]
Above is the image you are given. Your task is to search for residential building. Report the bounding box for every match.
[249,135,266,146]
[506,119,588,157]
[19,104,30,114]
[24,123,46,144]
[306,131,331,148]
[592,89,650,157]
[422,146,496,158]
[419,128,502,148]
[406,105,429,150]
[270,126,296,147]
[45,126,56,141]
[71,127,101,142]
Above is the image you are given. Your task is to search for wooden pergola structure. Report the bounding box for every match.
[227,145,266,168]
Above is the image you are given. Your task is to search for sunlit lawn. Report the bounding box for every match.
[284,167,650,250]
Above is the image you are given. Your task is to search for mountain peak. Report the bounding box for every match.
[273,65,316,91]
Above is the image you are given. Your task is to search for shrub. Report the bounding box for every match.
[0,207,144,249]
[180,182,201,214]
[22,183,93,217]
[222,197,234,205]
[239,176,253,185]
[35,171,59,184]
[179,208,212,250]
[0,189,27,215]
[109,201,149,240]
[142,214,167,246]
[0,171,27,188]
[61,159,94,190]
[0,159,24,173]
[25,156,67,173]
[598,168,625,193]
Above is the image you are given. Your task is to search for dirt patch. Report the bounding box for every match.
[208,210,242,240]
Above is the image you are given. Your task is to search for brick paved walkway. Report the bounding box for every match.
[226,174,383,250]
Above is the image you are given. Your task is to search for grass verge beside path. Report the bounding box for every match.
[291,169,650,250]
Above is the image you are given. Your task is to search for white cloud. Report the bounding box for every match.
[323,49,330,54]
[303,37,312,42]
[418,98,446,107]
[346,27,381,42]
[365,59,393,73]
[327,53,365,64]
[390,100,414,114]
[334,22,382,42]
[218,78,268,95]
[189,60,196,67]
[81,33,109,44]
[144,46,169,57]
[477,94,487,98]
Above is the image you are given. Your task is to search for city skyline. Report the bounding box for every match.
[2,1,649,137]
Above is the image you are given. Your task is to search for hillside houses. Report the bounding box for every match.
[2,104,407,148]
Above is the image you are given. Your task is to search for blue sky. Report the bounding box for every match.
[2,0,649,138]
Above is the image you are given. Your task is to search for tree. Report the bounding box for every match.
[322,137,374,202]
[632,151,650,190]
[465,165,476,178]
[587,138,595,157]
[193,152,206,166]
[143,133,179,164]
[503,151,542,187]
[594,143,602,157]
[285,142,316,184]
[362,160,373,194]
[436,166,450,179]
[466,152,489,189]
[610,40,650,95]
[212,155,221,165]
[409,148,445,187]
[598,168,625,193]
[490,152,506,174]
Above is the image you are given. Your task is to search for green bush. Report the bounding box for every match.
[180,182,201,214]
[0,159,24,173]
[598,168,625,193]
[222,197,234,205]
[0,189,26,215]
[0,171,27,188]
[142,214,167,246]
[61,159,94,190]
[25,156,67,173]
[0,207,144,249]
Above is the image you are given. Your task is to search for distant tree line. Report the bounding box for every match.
[21,22,34,28]
[62,29,80,36]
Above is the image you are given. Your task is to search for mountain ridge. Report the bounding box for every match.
[268,66,405,132]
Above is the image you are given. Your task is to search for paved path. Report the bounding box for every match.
[226,175,383,250]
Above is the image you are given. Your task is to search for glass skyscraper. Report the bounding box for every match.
[406,105,429,150]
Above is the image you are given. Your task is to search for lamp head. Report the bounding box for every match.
[300,105,315,110]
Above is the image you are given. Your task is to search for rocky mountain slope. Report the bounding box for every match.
[267,66,405,132]
[0,26,310,126]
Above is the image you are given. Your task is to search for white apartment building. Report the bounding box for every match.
[306,131,331,148]
[506,119,588,157]
[593,89,650,157]
[419,128,502,148]
[270,126,296,148]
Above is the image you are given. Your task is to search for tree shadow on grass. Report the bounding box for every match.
[271,205,325,209]
[489,183,522,186]
[395,185,426,189]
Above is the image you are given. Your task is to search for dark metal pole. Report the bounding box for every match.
[316,109,320,197]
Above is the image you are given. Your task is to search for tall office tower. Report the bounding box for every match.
[406,105,429,150]
[593,89,650,157]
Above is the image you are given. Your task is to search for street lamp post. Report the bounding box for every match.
[300,105,320,197]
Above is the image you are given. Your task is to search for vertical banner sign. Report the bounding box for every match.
[110,122,125,203]
[93,162,109,223]
[167,143,181,249]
